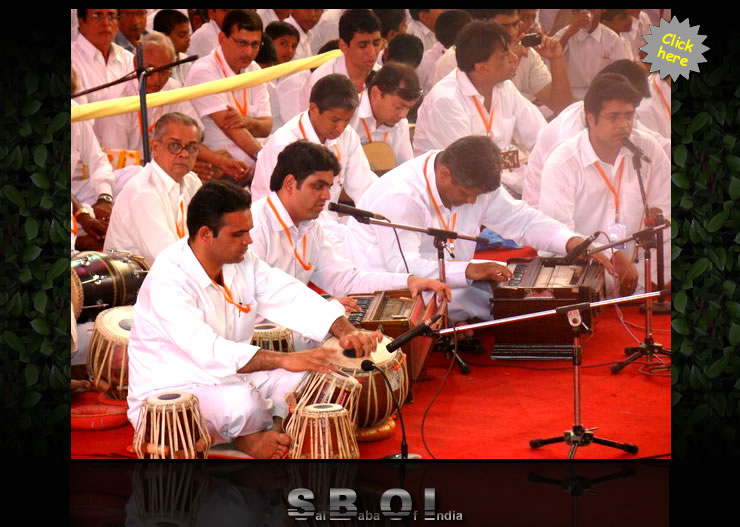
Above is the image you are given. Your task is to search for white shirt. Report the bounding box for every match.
[257,9,281,27]
[96,78,201,152]
[431,45,457,87]
[523,100,671,207]
[186,47,271,164]
[413,69,546,156]
[103,160,202,266]
[70,100,115,204]
[251,111,377,215]
[624,10,653,60]
[267,69,311,132]
[344,151,578,289]
[553,23,631,99]
[285,15,314,61]
[187,19,220,59]
[310,9,343,55]
[171,51,193,87]
[637,73,671,139]
[250,192,409,295]
[406,19,437,53]
[538,128,670,289]
[127,237,345,419]
[417,41,446,97]
[71,33,137,141]
[351,90,413,165]
[512,48,551,101]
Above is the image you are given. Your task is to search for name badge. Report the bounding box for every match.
[608,222,627,249]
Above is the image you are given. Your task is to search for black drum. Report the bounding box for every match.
[72,251,149,323]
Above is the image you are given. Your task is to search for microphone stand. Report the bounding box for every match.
[434,292,666,458]
[351,215,484,374]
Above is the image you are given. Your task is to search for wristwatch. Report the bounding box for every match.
[97,193,113,203]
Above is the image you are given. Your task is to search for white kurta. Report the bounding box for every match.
[512,48,552,101]
[350,90,413,165]
[343,151,578,319]
[186,47,271,165]
[250,111,377,247]
[186,19,220,60]
[127,238,345,440]
[304,54,381,111]
[417,41,446,96]
[310,9,343,55]
[523,100,671,207]
[637,73,671,140]
[103,160,202,267]
[413,69,546,156]
[552,23,631,99]
[70,100,115,205]
[538,128,671,294]
[284,15,315,61]
[406,19,437,53]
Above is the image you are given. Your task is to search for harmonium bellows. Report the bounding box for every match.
[489,257,606,359]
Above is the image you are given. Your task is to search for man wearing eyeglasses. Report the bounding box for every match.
[104,113,203,267]
[538,74,670,297]
[115,9,148,53]
[186,10,272,174]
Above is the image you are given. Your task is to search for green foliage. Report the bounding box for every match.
[0,28,70,460]
[672,33,740,462]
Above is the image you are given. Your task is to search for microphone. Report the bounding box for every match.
[361,359,375,372]
[386,314,442,353]
[622,137,651,163]
[563,232,599,264]
[328,202,388,221]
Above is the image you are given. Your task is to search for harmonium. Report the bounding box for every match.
[347,289,446,400]
[489,257,605,359]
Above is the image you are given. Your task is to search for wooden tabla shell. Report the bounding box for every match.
[324,335,408,428]
[287,403,359,460]
[133,392,212,459]
[87,306,133,399]
[251,323,295,353]
[293,370,362,426]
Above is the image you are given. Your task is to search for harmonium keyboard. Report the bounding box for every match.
[347,289,446,400]
[489,257,605,360]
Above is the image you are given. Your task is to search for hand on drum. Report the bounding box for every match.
[281,348,338,374]
[407,275,453,302]
[337,329,382,358]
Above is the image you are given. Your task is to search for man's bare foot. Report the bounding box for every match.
[234,430,292,459]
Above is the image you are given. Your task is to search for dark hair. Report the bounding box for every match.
[372,9,406,39]
[465,9,501,21]
[435,10,473,49]
[187,180,252,240]
[599,59,650,98]
[488,9,518,18]
[583,73,643,122]
[386,34,424,68]
[408,9,429,21]
[265,20,300,42]
[602,9,630,21]
[456,21,510,74]
[255,34,277,67]
[270,140,341,191]
[153,9,189,35]
[439,136,501,193]
[222,9,262,38]
[317,39,340,54]
[339,9,381,45]
[369,62,422,101]
[309,74,359,112]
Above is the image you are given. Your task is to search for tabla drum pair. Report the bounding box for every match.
[133,392,212,459]
[86,305,133,399]
[72,250,149,324]
[251,323,294,353]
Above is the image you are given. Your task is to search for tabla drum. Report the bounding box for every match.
[71,269,83,321]
[133,392,212,459]
[286,403,359,460]
[72,250,149,323]
[292,370,362,426]
[251,323,294,353]
[324,335,409,433]
[87,306,134,399]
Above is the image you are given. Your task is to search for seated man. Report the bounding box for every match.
[522,61,669,207]
[187,8,231,59]
[186,10,272,172]
[127,180,381,459]
[250,140,451,348]
[538,74,670,296]
[416,10,471,97]
[350,62,422,165]
[284,9,323,60]
[251,74,377,248]
[413,20,546,195]
[264,21,304,130]
[344,135,610,321]
[407,9,444,53]
[153,9,194,85]
[104,113,203,266]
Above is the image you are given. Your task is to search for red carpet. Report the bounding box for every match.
[71,304,670,460]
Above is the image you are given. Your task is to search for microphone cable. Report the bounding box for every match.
[386,219,410,274]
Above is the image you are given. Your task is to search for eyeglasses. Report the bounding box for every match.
[158,141,201,156]
[230,36,262,50]
[89,12,119,22]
